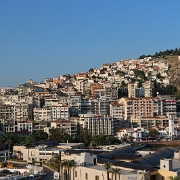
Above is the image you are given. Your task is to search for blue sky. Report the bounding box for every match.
[0,0,180,88]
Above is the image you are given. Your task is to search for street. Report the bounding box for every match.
[9,162,55,180]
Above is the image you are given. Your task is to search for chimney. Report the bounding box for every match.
[160,159,172,171]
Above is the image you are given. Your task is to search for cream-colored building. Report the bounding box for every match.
[66,151,180,180]
[51,120,77,138]
[110,102,125,119]
[118,97,163,127]
[13,142,84,162]
[128,82,139,98]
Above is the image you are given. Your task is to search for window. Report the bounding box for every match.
[95,176,99,180]
[75,171,77,178]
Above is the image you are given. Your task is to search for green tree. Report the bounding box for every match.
[154,52,159,57]
[104,162,112,180]
[130,78,137,83]
[169,176,180,180]
[50,154,60,169]
[148,129,159,137]
[148,72,151,77]
[92,75,96,79]
[25,136,35,145]
[33,131,48,141]
[103,68,107,71]
[156,73,162,79]
[139,55,146,59]
[66,160,76,180]
[0,134,5,150]
[121,80,126,88]
[61,159,69,180]
[133,69,146,80]
[49,128,66,143]
[111,168,120,180]
[89,68,94,72]
[60,160,65,180]
[16,136,26,145]
[105,136,120,145]
[115,70,125,75]
[63,133,71,143]
[77,128,92,146]
[92,135,104,146]
[5,138,13,150]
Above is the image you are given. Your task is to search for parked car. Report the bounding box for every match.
[0,169,13,176]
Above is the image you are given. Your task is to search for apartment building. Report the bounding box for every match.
[0,103,29,121]
[95,83,118,101]
[162,99,177,117]
[155,95,177,117]
[0,104,14,122]
[73,80,85,93]
[45,98,59,107]
[139,116,169,129]
[80,98,110,116]
[34,105,70,121]
[51,105,69,121]
[79,113,114,136]
[90,83,103,96]
[128,82,138,98]
[13,103,29,121]
[142,81,153,97]
[34,120,50,131]
[69,95,82,114]
[17,120,33,134]
[118,97,163,127]
[118,98,133,122]
[110,102,124,119]
[51,120,77,138]
[3,120,33,134]
[16,84,33,95]
[33,107,51,121]
[117,127,148,140]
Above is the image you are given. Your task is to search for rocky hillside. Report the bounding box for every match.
[154,55,180,90]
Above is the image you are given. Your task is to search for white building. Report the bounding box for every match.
[116,127,148,141]
[79,113,114,136]
[110,102,124,119]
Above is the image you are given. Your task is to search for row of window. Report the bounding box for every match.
[74,171,99,180]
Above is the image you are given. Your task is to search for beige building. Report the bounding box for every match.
[110,102,124,119]
[142,81,153,97]
[51,120,77,138]
[66,151,180,180]
[13,143,84,162]
[139,116,169,129]
[118,97,163,127]
[128,82,139,98]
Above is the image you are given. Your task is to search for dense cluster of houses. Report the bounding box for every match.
[0,57,179,139]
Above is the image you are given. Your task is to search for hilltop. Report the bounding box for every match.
[139,47,180,92]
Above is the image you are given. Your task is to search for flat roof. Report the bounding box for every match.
[170,159,180,172]
[82,165,146,174]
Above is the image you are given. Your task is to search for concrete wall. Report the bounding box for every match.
[68,165,148,180]
[157,170,178,180]
[23,148,39,162]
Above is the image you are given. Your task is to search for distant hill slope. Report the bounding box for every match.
[152,55,180,90]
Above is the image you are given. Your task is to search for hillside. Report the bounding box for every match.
[151,55,180,90]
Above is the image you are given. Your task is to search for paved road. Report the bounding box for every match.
[42,166,54,180]
[10,162,55,180]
